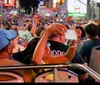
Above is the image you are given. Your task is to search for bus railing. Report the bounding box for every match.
[0,63,100,83]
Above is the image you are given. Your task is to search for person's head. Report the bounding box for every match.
[25,37,40,57]
[21,23,28,31]
[75,26,86,40]
[35,25,45,37]
[26,23,33,32]
[48,23,67,43]
[0,28,18,57]
[24,37,51,64]
[94,18,99,25]
[3,22,11,30]
[85,23,98,39]
[11,23,18,32]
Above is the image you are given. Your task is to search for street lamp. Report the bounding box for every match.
[91,0,95,20]
[78,0,94,20]
[97,2,100,22]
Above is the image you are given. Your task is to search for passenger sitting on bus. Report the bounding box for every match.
[0,28,34,83]
[32,23,78,64]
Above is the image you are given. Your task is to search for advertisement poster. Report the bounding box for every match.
[3,0,15,7]
[67,0,87,16]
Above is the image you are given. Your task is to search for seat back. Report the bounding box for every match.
[89,46,100,74]
[0,71,25,83]
[35,68,79,83]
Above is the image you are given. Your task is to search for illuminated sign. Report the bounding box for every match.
[55,0,65,3]
[3,0,15,7]
[68,13,86,17]
[68,0,87,16]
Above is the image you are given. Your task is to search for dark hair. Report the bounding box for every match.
[65,24,70,29]
[27,24,32,31]
[76,26,86,39]
[35,25,45,37]
[26,37,40,54]
[85,23,98,37]
[21,37,40,64]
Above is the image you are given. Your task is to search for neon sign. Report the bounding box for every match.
[3,0,15,7]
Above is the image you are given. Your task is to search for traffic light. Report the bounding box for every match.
[45,2,49,8]
[60,0,62,5]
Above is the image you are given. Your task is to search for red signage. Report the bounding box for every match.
[3,0,15,7]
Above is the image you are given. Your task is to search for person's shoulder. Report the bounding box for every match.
[81,37,87,40]
[48,40,68,49]
[0,59,23,66]
[48,41,69,54]
[28,37,40,43]
[25,31,31,35]
[95,38,100,41]
[48,40,66,46]
[82,39,92,45]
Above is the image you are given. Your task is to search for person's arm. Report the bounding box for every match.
[31,17,41,37]
[31,23,37,37]
[44,40,77,64]
[32,30,49,64]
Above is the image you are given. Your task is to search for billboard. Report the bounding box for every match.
[94,0,100,3]
[67,0,87,16]
[55,0,65,3]
[3,0,15,7]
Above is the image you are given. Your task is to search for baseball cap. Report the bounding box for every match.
[0,28,18,50]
